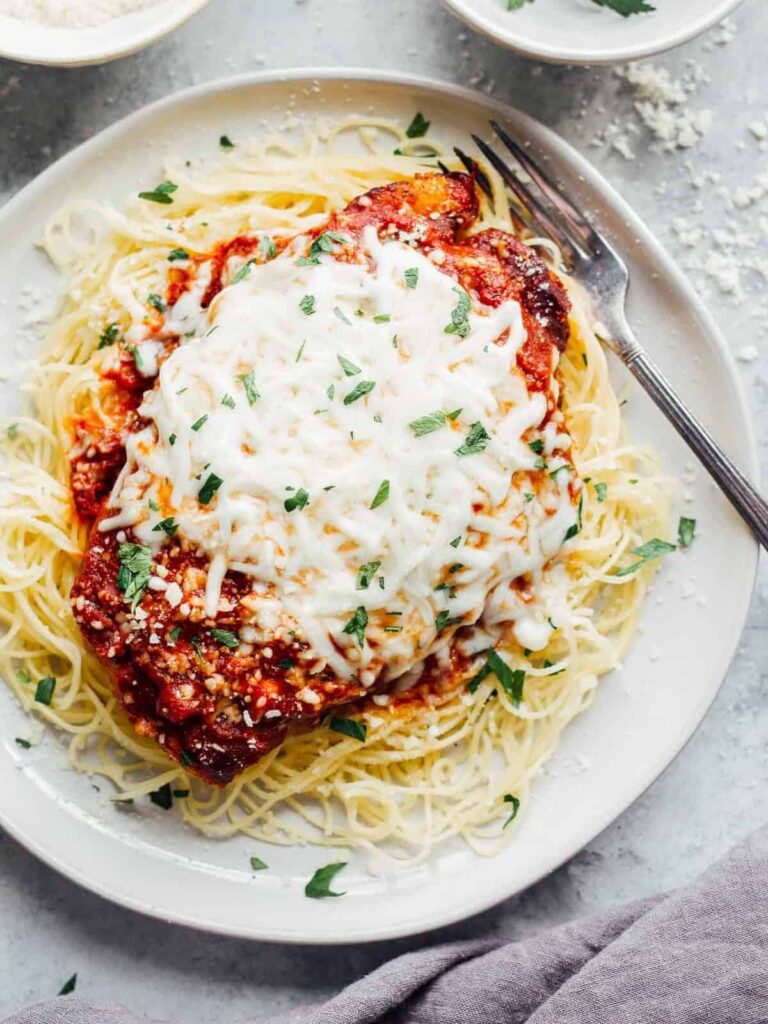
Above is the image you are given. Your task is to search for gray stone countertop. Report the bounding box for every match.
[0,0,766,1019]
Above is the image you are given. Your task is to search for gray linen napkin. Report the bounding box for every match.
[6,824,768,1024]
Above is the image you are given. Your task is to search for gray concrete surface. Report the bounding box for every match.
[0,0,766,1019]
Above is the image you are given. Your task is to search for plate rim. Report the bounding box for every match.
[438,0,745,65]
[0,67,759,945]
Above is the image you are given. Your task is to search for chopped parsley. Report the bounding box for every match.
[209,628,239,648]
[168,626,182,642]
[98,322,120,348]
[404,267,419,289]
[296,339,307,361]
[564,494,584,542]
[150,783,173,810]
[405,111,430,138]
[356,560,382,590]
[138,180,178,204]
[595,482,608,504]
[147,293,166,312]
[469,649,525,705]
[284,487,309,512]
[221,393,236,409]
[250,857,268,871]
[219,134,235,148]
[409,410,446,437]
[168,433,177,446]
[14,738,31,749]
[16,670,31,684]
[435,609,459,633]
[342,606,368,648]
[168,247,189,261]
[299,294,316,315]
[590,0,655,15]
[258,235,277,261]
[34,676,56,705]
[343,380,375,405]
[277,657,293,669]
[298,230,349,266]
[152,516,178,536]
[58,974,77,996]
[327,383,335,401]
[502,794,520,827]
[449,535,462,548]
[446,408,462,421]
[6,423,18,440]
[444,287,471,338]
[148,498,160,512]
[678,516,696,548]
[333,306,351,326]
[338,354,361,377]
[191,414,208,431]
[528,439,544,455]
[615,537,676,577]
[198,472,224,505]
[455,421,490,456]
[117,542,152,608]
[232,259,255,284]
[305,861,347,899]
[370,479,390,509]
[373,313,391,323]
[237,370,260,405]
[127,345,143,370]
[329,717,367,742]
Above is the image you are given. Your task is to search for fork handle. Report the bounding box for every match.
[621,344,768,550]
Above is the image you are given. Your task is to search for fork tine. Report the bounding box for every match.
[471,135,582,263]
[453,146,494,202]
[489,120,596,247]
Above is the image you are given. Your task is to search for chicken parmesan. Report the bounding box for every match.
[68,172,578,785]
[0,122,670,854]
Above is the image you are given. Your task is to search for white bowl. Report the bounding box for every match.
[440,0,746,64]
[0,0,210,66]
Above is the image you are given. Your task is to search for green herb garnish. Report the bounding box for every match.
[237,370,260,405]
[152,516,178,537]
[409,411,446,437]
[305,862,347,899]
[209,628,239,648]
[678,516,696,548]
[405,112,430,138]
[250,857,268,871]
[342,606,368,648]
[191,414,208,432]
[343,380,375,405]
[329,717,367,742]
[117,543,152,609]
[219,134,235,148]
[404,267,419,289]
[615,537,676,577]
[455,421,490,456]
[198,472,224,505]
[138,180,177,204]
[284,487,309,512]
[98,322,120,348]
[168,248,189,261]
[150,783,173,810]
[370,479,390,509]
[502,794,520,827]
[356,560,382,590]
[444,287,471,338]
[338,355,361,377]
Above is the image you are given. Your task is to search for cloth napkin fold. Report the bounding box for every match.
[6,824,768,1024]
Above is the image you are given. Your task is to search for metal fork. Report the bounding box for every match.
[461,122,768,550]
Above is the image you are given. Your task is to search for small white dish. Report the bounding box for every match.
[0,69,758,944]
[440,0,746,65]
[0,0,209,67]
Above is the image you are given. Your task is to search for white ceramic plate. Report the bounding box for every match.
[440,0,745,65]
[0,0,209,67]
[0,70,758,944]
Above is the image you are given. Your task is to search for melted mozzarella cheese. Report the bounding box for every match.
[103,228,578,680]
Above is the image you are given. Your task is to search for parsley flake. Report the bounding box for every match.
[168,248,189,261]
[152,516,178,536]
[305,862,347,899]
[34,676,56,706]
[209,628,239,648]
[678,516,696,548]
[191,414,208,431]
[258,235,277,261]
[117,542,152,609]
[404,267,419,289]
[198,472,224,505]
[299,294,316,315]
[356,560,382,590]
[219,134,235,148]
[237,370,260,405]
[343,380,375,405]
[284,488,309,512]
[250,857,268,871]
[409,411,446,437]
[138,180,178,204]
[342,606,368,648]
[455,421,490,456]
[370,479,390,509]
[595,482,608,504]
[98,322,120,348]
[405,111,430,138]
[615,537,676,577]
[338,354,361,376]
[329,717,367,742]
[444,287,471,338]
[503,794,520,828]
